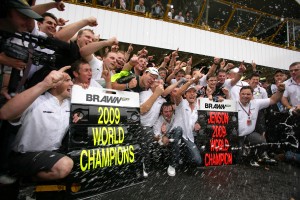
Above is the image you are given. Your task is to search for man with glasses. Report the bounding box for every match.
[282,62,300,114]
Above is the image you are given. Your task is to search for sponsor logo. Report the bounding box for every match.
[86,94,129,104]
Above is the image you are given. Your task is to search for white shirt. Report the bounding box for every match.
[153,115,175,137]
[283,78,300,106]
[89,55,103,81]
[139,89,166,127]
[237,99,270,137]
[174,15,185,22]
[171,99,198,142]
[252,86,268,99]
[223,80,249,101]
[89,78,104,88]
[199,75,207,87]
[11,92,70,152]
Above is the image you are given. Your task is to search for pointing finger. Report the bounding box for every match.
[58,65,71,73]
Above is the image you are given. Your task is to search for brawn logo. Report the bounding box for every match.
[86,94,125,104]
[205,103,226,110]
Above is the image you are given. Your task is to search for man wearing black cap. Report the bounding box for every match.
[0,0,44,185]
[0,0,43,32]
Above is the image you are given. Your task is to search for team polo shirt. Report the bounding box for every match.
[89,78,104,88]
[11,92,70,153]
[283,78,300,106]
[253,86,268,99]
[139,89,166,127]
[237,98,270,137]
[89,55,103,81]
[171,99,198,142]
[223,80,249,101]
[153,115,175,137]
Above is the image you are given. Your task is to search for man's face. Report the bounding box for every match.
[151,79,163,90]
[185,74,192,81]
[274,72,285,84]
[162,106,173,122]
[8,9,32,32]
[250,76,260,88]
[141,72,158,89]
[184,89,197,104]
[116,52,125,70]
[77,30,95,48]
[38,16,57,37]
[158,70,167,80]
[217,72,226,84]
[55,73,73,99]
[74,63,92,84]
[239,88,253,105]
[207,77,218,88]
[136,58,147,72]
[175,72,185,81]
[289,64,300,80]
[103,52,118,71]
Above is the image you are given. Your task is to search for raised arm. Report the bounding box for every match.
[55,17,98,42]
[269,83,285,105]
[0,66,70,120]
[31,1,65,15]
[140,85,164,114]
[80,37,118,61]
[185,56,192,75]
[174,75,201,106]
[206,57,220,77]
[230,61,246,86]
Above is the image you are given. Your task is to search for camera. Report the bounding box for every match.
[0,31,58,94]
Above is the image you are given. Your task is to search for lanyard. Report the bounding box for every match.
[239,102,251,118]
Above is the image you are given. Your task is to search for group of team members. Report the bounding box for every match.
[0,0,299,187]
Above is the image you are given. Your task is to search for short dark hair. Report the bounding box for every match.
[217,69,227,75]
[249,73,260,79]
[175,69,185,76]
[77,29,94,37]
[240,86,253,93]
[41,12,57,23]
[71,59,89,74]
[289,62,300,68]
[206,74,217,81]
[160,102,174,114]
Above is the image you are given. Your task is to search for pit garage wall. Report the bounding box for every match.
[38,0,300,70]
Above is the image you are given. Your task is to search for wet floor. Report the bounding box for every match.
[97,162,300,200]
[0,161,299,200]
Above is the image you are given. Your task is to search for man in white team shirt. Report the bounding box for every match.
[249,73,268,99]
[71,59,111,89]
[169,74,202,175]
[282,62,300,115]
[237,85,284,166]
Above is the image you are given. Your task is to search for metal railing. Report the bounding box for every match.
[66,0,300,51]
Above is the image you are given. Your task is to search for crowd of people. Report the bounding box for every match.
[81,0,196,23]
[0,0,299,189]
